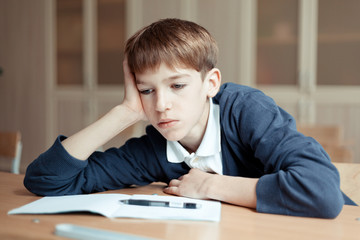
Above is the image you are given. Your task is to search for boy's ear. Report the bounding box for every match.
[206,68,221,98]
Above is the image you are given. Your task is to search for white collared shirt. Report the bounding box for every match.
[166,99,223,175]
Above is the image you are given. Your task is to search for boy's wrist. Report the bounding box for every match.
[203,173,220,200]
[111,104,142,125]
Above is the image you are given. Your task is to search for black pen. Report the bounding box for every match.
[119,199,201,209]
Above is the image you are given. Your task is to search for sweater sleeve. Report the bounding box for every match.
[248,94,343,218]
[24,134,166,196]
[220,84,344,218]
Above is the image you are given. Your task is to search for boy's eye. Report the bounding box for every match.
[139,89,154,95]
[172,84,186,89]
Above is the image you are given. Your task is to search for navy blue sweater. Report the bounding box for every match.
[24,83,354,218]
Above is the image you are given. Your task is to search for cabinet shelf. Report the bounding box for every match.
[258,33,360,46]
[318,33,360,43]
[258,36,297,46]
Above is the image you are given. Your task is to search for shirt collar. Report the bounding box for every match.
[167,99,221,163]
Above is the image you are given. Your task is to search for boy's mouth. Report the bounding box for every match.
[158,119,178,129]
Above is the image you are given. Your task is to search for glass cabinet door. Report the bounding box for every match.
[256,0,299,86]
[54,0,127,140]
[97,0,126,85]
[56,0,84,85]
[56,0,126,86]
[317,0,360,86]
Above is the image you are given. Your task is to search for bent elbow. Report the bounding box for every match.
[317,203,343,219]
[23,170,64,196]
[23,174,46,196]
[313,189,344,219]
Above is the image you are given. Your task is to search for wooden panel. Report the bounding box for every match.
[141,0,182,25]
[0,0,47,173]
[197,0,242,84]
[57,99,88,137]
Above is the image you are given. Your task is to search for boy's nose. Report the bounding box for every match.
[155,91,171,112]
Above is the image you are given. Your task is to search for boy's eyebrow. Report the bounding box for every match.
[135,79,145,84]
[136,73,191,84]
[166,73,191,81]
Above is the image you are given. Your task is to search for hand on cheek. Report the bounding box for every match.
[163,168,214,199]
[122,59,147,121]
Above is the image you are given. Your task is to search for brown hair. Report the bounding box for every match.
[125,18,218,78]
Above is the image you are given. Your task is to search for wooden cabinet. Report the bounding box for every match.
[254,0,360,162]
[49,0,360,160]
[2,0,358,171]
[257,0,299,85]
[317,0,360,86]
[51,0,142,150]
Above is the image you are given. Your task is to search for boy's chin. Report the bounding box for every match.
[162,135,182,142]
[159,131,184,142]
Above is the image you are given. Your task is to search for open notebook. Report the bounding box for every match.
[8,194,221,222]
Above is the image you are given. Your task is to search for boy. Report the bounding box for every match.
[24,18,353,218]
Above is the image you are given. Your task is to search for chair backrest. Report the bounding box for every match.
[297,124,353,163]
[297,125,343,147]
[0,131,22,174]
[333,162,360,205]
[323,145,353,163]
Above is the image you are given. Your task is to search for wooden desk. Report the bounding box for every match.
[1,172,359,240]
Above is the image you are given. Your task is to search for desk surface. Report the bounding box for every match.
[1,171,359,240]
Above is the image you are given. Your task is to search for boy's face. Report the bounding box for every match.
[135,63,212,148]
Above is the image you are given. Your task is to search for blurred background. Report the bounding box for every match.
[0,0,359,173]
